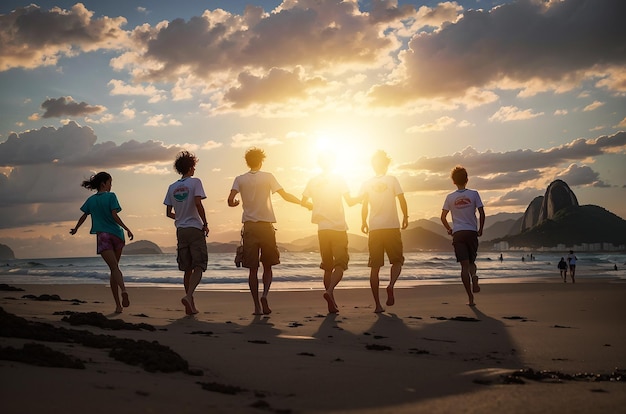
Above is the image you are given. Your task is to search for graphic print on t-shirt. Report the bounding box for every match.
[454,195,472,208]
[173,185,189,202]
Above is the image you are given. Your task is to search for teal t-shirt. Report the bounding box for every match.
[80,192,124,241]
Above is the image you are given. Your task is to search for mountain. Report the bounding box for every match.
[496,205,626,248]
[482,218,519,241]
[280,233,368,252]
[519,180,579,233]
[0,244,15,260]
[124,240,163,255]
[402,227,452,251]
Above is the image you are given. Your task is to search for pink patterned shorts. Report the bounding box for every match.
[96,232,125,254]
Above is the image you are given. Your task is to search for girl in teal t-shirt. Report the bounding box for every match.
[70,172,134,313]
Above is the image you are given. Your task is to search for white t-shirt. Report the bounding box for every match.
[359,175,403,231]
[232,171,282,223]
[163,177,207,230]
[442,189,483,233]
[303,173,349,231]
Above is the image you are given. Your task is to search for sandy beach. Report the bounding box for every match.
[1,278,625,413]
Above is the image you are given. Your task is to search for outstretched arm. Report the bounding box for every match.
[343,192,363,207]
[398,193,408,229]
[112,210,134,241]
[70,212,89,235]
[278,189,312,210]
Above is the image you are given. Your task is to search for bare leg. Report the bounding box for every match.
[261,264,273,314]
[248,267,262,315]
[571,268,576,284]
[470,262,480,293]
[324,266,343,313]
[460,259,475,306]
[182,266,202,314]
[101,249,127,313]
[370,266,384,313]
[386,263,401,306]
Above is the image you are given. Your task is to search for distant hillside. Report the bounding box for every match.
[495,205,626,248]
[125,240,163,255]
[0,243,15,260]
[402,227,452,252]
[280,233,368,252]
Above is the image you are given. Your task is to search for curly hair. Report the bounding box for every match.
[244,147,266,168]
[450,165,468,186]
[174,151,198,175]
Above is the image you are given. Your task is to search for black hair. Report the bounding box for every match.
[81,172,111,191]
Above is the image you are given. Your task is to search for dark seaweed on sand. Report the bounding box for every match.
[62,311,156,331]
[0,307,189,373]
[0,343,85,369]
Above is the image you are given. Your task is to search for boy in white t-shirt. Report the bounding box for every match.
[228,147,311,315]
[302,155,361,313]
[163,151,209,315]
[360,150,408,313]
[440,166,485,306]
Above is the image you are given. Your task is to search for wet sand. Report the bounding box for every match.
[1,279,625,413]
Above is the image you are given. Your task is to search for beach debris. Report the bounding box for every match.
[198,381,247,395]
[500,368,626,384]
[552,324,573,329]
[297,352,315,357]
[0,342,85,369]
[248,340,269,344]
[21,293,86,303]
[366,344,392,351]
[288,321,303,328]
[409,348,430,355]
[0,284,24,291]
[189,330,214,336]
[0,307,190,374]
[62,311,156,331]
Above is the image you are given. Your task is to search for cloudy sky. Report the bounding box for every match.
[0,0,625,258]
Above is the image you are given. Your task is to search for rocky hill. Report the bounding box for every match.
[124,240,163,255]
[0,243,15,260]
[494,180,626,249]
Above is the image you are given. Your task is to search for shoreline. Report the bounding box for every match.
[2,280,625,413]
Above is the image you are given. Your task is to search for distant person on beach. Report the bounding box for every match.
[70,171,134,313]
[499,253,503,262]
[567,250,578,283]
[301,154,361,313]
[164,151,209,315]
[440,165,485,306]
[558,257,568,282]
[228,147,311,315]
[360,150,408,313]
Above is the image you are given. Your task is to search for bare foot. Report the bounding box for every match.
[386,286,395,306]
[374,306,385,313]
[468,302,476,307]
[114,306,123,314]
[323,292,338,313]
[121,291,130,307]
[472,276,480,293]
[181,297,193,315]
[261,297,272,315]
[190,296,199,314]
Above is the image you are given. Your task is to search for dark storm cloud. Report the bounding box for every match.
[41,96,105,118]
[369,0,626,103]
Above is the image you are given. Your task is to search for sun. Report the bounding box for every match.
[310,130,374,183]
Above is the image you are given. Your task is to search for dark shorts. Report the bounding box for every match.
[452,230,479,263]
[96,232,125,254]
[318,230,349,271]
[368,228,404,268]
[176,227,208,271]
[243,222,280,269]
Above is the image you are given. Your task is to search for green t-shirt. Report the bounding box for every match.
[80,192,124,241]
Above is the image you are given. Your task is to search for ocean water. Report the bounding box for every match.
[1,251,625,291]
